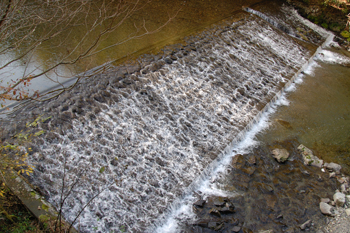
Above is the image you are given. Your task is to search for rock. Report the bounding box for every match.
[209,208,221,217]
[302,170,310,176]
[208,221,218,228]
[258,230,274,233]
[214,223,224,231]
[317,175,323,182]
[284,228,295,233]
[324,162,342,174]
[193,199,206,207]
[297,144,323,167]
[192,220,208,228]
[213,197,226,207]
[337,176,349,184]
[341,184,348,193]
[92,93,106,103]
[346,209,350,216]
[220,202,235,214]
[320,202,335,216]
[333,192,346,207]
[164,58,173,64]
[320,198,330,203]
[246,154,256,165]
[329,172,336,178]
[110,158,118,166]
[276,119,293,129]
[241,166,256,176]
[60,111,74,121]
[346,195,350,202]
[271,148,289,163]
[232,226,241,232]
[300,220,311,230]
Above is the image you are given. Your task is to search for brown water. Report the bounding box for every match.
[256,47,350,174]
[2,0,265,74]
[0,0,264,108]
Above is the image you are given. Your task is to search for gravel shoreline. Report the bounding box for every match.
[319,207,350,233]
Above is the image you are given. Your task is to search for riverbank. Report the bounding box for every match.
[285,0,350,49]
[0,182,41,232]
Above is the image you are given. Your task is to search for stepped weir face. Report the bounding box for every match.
[4,2,330,232]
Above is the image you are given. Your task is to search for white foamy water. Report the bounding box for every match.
[154,40,344,233]
[314,50,350,65]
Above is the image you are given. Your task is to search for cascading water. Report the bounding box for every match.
[4,2,334,232]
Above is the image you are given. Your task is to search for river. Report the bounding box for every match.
[1,0,350,232]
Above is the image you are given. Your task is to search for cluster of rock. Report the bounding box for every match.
[295,145,350,217]
[273,144,350,230]
[189,141,347,232]
[192,197,241,232]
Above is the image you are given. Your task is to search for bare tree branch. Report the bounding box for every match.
[0,0,177,108]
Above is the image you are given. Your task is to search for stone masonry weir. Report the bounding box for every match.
[2,7,329,232]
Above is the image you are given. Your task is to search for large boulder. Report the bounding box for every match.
[297,144,323,168]
[271,148,290,163]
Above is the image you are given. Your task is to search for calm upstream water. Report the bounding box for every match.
[0,0,263,109]
[2,0,350,232]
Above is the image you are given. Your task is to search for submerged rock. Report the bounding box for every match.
[193,199,206,207]
[298,144,323,168]
[209,208,221,217]
[258,230,274,233]
[300,220,312,230]
[220,202,235,214]
[271,148,290,163]
[276,119,293,129]
[213,196,226,207]
[232,226,241,232]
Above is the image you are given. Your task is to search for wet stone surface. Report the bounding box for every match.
[186,139,339,233]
